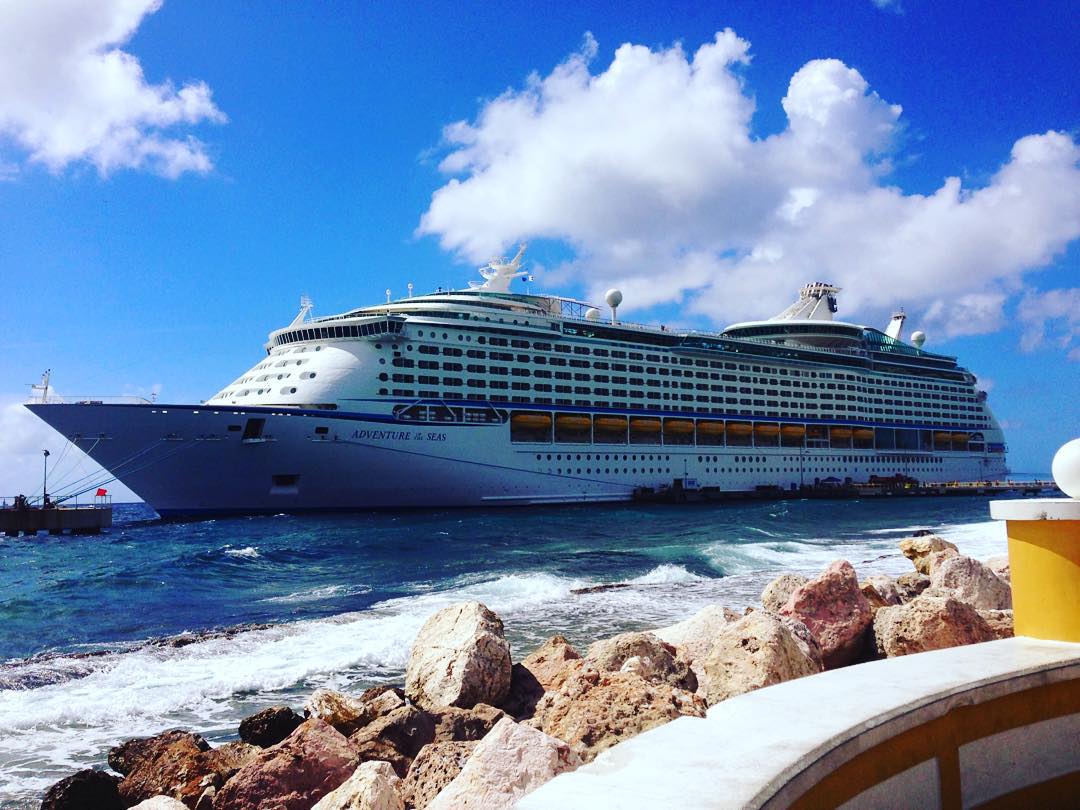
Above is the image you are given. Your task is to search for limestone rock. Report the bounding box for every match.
[41,769,123,810]
[652,605,740,668]
[239,705,304,748]
[500,636,581,718]
[779,560,873,669]
[930,554,1012,610]
[986,555,1011,584]
[306,689,376,736]
[776,614,824,672]
[430,703,507,742]
[519,635,581,691]
[761,573,808,613]
[700,612,821,705]
[402,741,478,809]
[899,535,958,575]
[405,602,511,710]
[979,609,1015,639]
[584,631,696,691]
[873,594,996,657]
[116,731,255,808]
[357,685,405,703]
[529,666,705,762]
[212,719,358,810]
[860,575,902,608]
[129,798,189,810]
[895,572,931,602]
[427,717,580,809]
[349,705,436,777]
[311,761,403,810]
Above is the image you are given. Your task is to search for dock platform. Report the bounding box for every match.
[0,502,113,535]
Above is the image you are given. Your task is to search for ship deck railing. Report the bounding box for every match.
[26,395,153,406]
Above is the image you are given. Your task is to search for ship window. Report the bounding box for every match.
[315,426,329,435]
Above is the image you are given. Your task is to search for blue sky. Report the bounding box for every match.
[1,0,1077,496]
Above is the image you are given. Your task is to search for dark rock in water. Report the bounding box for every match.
[40,769,123,810]
[113,730,256,807]
[357,684,405,703]
[571,583,631,595]
[239,705,304,748]
[109,729,209,776]
[431,703,507,742]
[912,528,934,537]
[500,662,546,719]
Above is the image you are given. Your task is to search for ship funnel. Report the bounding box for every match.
[885,309,906,340]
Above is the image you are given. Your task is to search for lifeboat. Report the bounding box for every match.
[781,425,805,437]
[754,424,780,436]
[664,420,695,434]
[555,414,592,429]
[951,432,970,443]
[511,413,551,428]
[594,416,628,431]
[934,431,953,443]
[853,428,875,441]
[697,421,725,435]
[830,427,852,440]
[630,418,661,432]
[726,422,752,435]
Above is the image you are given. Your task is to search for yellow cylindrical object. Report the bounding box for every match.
[991,499,1080,643]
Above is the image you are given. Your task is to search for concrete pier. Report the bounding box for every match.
[0,504,113,535]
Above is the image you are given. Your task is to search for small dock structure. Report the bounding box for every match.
[0,496,112,536]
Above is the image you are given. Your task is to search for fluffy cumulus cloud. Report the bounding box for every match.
[0,0,225,177]
[418,31,1080,346]
[1017,288,1080,360]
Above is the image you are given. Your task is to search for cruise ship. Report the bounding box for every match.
[27,250,1007,516]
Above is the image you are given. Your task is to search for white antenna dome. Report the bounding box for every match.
[585,308,601,321]
[605,289,623,308]
[911,331,926,349]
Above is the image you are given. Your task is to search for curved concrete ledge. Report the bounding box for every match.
[520,637,1080,809]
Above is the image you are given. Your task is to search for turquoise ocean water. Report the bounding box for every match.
[0,497,1011,805]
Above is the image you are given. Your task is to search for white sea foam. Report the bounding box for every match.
[223,545,260,558]
[263,584,372,603]
[627,564,704,584]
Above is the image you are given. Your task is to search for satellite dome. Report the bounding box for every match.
[585,308,601,321]
[911,331,926,349]
[605,289,623,308]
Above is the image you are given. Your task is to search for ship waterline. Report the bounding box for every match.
[27,268,1007,515]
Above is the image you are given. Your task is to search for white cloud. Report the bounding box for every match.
[418,31,1080,339]
[0,0,225,178]
[1017,287,1080,359]
[871,0,904,13]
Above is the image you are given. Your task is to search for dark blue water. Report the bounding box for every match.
[0,497,1008,803]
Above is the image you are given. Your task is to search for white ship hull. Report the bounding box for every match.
[28,403,1008,517]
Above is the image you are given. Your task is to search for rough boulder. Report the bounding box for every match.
[528,666,705,761]
[873,594,996,657]
[700,611,821,705]
[311,761,403,810]
[652,605,740,669]
[239,706,304,748]
[212,719,358,810]
[899,535,958,575]
[779,560,873,668]
[41,769,123,810]
[402,741,478,809]
[929,554,1012,611]
[760,574,808,613]
[427,717,580,809]
[405,602,512,710]
[584,631,696,690]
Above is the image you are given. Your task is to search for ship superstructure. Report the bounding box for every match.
[27,257,1007,516]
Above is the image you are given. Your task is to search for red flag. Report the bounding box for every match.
[95,488,108,496]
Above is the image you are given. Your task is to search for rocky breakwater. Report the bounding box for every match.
[41,535,1012,810]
